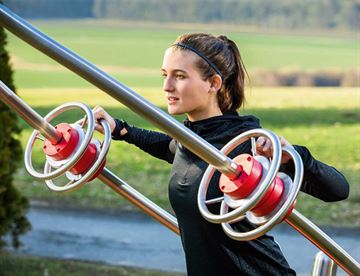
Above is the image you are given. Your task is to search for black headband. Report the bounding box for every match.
[173,42,222,78]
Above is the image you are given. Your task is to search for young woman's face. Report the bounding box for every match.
[161,48,221,121]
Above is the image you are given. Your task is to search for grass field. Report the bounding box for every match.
[6,20,359,89]
[0,252,183,276]
[13,86,360,227]
[3,20,359,226]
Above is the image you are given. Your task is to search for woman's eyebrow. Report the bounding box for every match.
[174,69,187,74]
[161,68,188,74]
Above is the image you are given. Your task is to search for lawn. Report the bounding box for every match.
[3,19,359,226]
[0,252,184,276]
[6,20,358,89]
[13,86,360,227]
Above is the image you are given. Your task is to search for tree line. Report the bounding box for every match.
[4,0,359,30]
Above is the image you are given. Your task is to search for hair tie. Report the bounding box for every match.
[173,42,222,78]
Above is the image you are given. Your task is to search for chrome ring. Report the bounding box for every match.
[197,129,282,224]
[44,119,111,193]
[220,146,303,241]
[24,102,94,180]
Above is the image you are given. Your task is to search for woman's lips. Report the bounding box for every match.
[167,96,179,104]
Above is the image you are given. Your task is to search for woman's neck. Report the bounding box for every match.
[187,108,223,122]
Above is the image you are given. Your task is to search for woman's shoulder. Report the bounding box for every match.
[223,110,261,129]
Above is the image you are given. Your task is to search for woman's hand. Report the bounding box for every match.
[91,105,116,135]
[255,136,293,164]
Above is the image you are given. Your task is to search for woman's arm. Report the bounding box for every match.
[256,136,349,202]
[120,124,175,164]
[90,106,175,163]
[281,145,349,202]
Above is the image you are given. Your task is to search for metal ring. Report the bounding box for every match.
[44,119,111,193]
[221,146,303,241]
[197,129,282,224]
[24,102,94,180]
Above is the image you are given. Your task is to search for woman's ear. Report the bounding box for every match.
[209,74,222,92]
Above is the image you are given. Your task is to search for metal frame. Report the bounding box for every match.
[0,4,359,275]
[0,80,179,235]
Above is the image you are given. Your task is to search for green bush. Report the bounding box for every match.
[0,7,30,248]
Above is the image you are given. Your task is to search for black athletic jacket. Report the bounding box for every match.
[116,110,349,276]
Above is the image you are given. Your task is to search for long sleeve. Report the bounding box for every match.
[281,145,349,202]
[121,125,175,163]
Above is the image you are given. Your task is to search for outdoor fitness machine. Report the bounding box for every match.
[0,4,358,275]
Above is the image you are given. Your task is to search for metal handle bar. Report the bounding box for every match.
[0,5,358,274]
[312,251,337,276]
[0,80,61,144]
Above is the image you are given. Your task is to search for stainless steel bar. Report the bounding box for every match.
[0,4,238,179]
[0,80,61,144]
[312,252,337,276]
[286,210,360,275]
[98,168,179,235]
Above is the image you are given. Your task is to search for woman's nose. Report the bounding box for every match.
[163,77,175,92]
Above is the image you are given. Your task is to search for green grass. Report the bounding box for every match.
[13,87,360,226]
[4,18,360,226]
[13,69,163,89]
[0,252,184,276]
[6,20,359,89]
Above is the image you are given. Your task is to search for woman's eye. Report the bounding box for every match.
[176,74,185,79]
[161,74,167,79]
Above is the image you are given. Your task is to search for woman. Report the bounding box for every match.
[93,33,349,275]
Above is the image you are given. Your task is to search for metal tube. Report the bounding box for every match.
[98,168,179,235]
[312,252,337,276]
[286,210,360,275]
[0,4,238,179]
[0,80,61,144]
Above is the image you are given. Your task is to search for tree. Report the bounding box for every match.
[0,1,31,248]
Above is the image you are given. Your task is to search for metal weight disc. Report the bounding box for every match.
[44,119,111,193]
[220,146,303,241]
[197,129,282,224]
[24,102,94,180]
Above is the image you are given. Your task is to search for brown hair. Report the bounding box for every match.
[173,33,247,112]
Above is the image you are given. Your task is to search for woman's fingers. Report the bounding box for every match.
[92,106,104,134]
[74,106,115,135]
[279,136,293,163]
[91,106,116,134]
[94,123,105,134]
[255,136,293,164]
[256,136,272,157]
[256,136,266,147]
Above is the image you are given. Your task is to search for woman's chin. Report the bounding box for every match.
[168,108,182,116]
